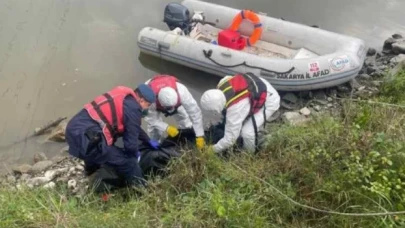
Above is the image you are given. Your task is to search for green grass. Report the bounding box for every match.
[379,70,405,105]
[1,71,405,228]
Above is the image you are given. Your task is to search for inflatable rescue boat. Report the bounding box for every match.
[137,0,367,91]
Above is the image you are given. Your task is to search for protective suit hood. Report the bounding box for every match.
[200,89,226,127]
[158,87,178,107]
[200,89,226,113]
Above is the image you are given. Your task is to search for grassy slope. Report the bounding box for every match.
[1,71,404,228]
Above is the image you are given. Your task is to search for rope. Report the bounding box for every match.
[232,163,405,217]
[202,49,295,75]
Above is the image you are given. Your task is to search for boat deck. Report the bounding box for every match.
[187,23,319,60]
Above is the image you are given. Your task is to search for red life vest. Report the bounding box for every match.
[148,75,181,115]
[84,86,137,146]
[217,73,267,115]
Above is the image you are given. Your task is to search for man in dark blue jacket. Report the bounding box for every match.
[65,84,159,188]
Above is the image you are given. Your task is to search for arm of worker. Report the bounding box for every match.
[212,99,250,153]
[143,103,168,136]
[122,96,150,156]
[177,83,205,137]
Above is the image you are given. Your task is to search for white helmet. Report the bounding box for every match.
[158,87,178,107]
[200,89,226,126]
[200,89,226,113]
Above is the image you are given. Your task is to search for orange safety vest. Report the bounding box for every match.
[217,73,267,115]
[148,75,181,116]
[84,86,137,146]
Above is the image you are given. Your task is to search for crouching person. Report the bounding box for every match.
[65,84,157,188]
[200,73,280,153]
[144,75,205,149]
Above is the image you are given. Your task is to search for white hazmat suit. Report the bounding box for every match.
[144,79,205,141]
[200,75,280,153]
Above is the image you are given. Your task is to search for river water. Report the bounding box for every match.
[1,0,404,170]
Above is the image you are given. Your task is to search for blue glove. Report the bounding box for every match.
[149,140,159,150]
[136,151,141,162]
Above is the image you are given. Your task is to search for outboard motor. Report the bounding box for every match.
[163,3,193,35]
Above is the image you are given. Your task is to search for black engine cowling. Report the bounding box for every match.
[163,3,193,35]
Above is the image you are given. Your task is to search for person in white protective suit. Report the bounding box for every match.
[200,73,280,153]
[144,75,206,149]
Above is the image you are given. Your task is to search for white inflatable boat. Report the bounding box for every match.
[137,0,367,91]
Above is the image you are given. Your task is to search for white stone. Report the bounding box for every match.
[68,179,77,189]
[44,168,68,180]
[390,54,405,64]
[44,170,57,180]
[357,86,366,91]
[16,184,23,190]
[43,182,56,189]
[299,107,311,116]
[57,177,68,183]
[282,112,310,126]
[27,177,50,186]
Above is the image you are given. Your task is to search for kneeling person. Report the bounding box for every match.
[145,75,205,149]
[200,73,280,153]
[65,84,157,188]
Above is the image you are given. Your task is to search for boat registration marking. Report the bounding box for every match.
[329,55,350,72]
[308,61,320,72]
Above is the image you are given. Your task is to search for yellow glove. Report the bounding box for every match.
[196,137,205,150]
[166,125,179,138]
